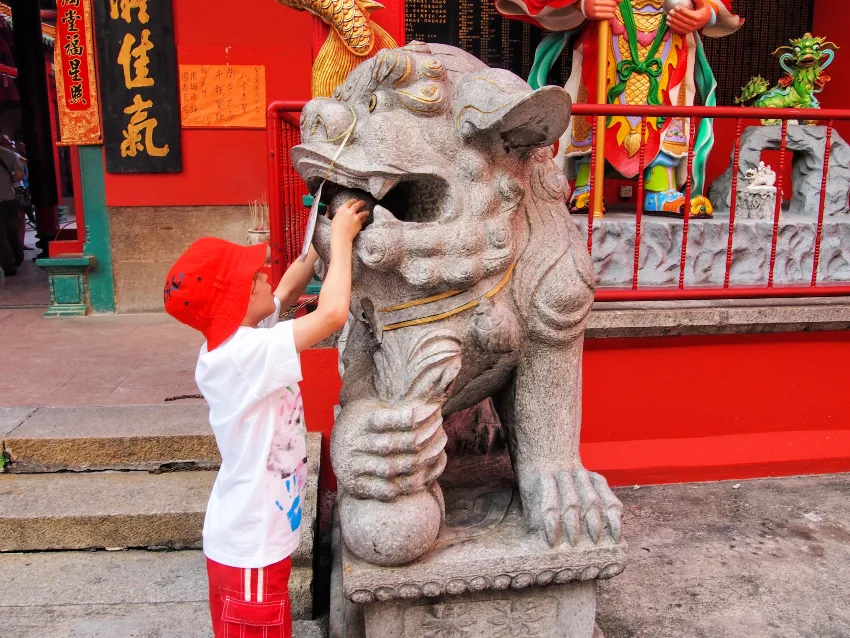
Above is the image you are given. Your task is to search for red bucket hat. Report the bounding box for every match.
[163,238,268,350]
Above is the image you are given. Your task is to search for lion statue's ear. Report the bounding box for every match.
[453,68,571,151]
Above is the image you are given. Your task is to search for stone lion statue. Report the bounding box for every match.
[293,42,623,567]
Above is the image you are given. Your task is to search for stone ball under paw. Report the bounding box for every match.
[339,491,442,566]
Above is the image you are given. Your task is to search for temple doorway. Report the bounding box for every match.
[0,1,72,309]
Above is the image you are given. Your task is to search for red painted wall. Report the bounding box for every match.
[581,332,850,485]
[811,0,850,140]
[302,332,850,491]
[301,348,342,489]
[103,0,404,207]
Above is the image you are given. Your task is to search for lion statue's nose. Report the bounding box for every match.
[299,99,355,144]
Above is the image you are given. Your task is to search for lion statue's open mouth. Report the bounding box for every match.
[295,156,452,227]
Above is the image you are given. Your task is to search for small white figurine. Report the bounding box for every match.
[745,161,777,189]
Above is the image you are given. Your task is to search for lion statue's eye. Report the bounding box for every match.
[795,46,802,53]
[814,44,821,51]
[369,94,377,113]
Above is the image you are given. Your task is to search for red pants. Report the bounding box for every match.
[206,556,292,638]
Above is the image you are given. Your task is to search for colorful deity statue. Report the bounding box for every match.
[495,0,742,217]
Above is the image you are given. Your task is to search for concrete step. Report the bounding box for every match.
[0,549,325,636]
[2,405,219,472]
[0,431,320,569]
[0,470,213,553]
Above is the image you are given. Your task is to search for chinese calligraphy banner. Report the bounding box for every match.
[93,0,182,173]
[179,65,266,129]
[55,0,102,145]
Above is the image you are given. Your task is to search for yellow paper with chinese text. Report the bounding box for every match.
[179,65,266,128]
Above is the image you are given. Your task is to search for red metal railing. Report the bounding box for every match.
[267,101,310,285]
[572,104,850,301]
[269,100,850,301]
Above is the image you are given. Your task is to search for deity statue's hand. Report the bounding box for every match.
[666,4,713,35]
[582,0,618,21]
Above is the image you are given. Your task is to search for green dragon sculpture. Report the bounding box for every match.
[736,33,838,125]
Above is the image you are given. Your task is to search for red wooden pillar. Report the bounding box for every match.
[45,58,63,212]
[49,146,86,257]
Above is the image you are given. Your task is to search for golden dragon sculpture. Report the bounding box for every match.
[277,0,397,97]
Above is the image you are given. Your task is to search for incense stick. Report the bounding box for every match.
[249,194,269,231]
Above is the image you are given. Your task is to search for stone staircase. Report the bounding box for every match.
[8,408,849,637]
[0,405,325,637]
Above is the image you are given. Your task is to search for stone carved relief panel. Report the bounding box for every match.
[404,597,558,638]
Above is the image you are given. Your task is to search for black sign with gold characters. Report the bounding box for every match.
[93,0,182,173]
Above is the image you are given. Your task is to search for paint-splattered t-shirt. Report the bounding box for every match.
[195,298,308,569]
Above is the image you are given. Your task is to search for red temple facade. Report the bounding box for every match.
[26,0,850,490]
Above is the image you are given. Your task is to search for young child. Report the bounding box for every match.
[164,198,368,637]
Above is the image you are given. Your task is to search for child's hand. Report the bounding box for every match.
[331,198,369,245]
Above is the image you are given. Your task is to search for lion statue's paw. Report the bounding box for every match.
[519,466,623,547]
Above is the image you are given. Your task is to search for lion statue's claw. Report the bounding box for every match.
[520,467,623,547]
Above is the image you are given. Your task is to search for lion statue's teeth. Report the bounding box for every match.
[368,176,394,200]
[372,205,397,226]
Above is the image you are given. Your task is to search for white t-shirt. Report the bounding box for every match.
[195,298,308,568]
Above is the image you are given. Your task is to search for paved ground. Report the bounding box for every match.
[0,307,204,407]
[1,474,847,637]
[0,550,210,638]
[597,474,850,638]
[1,218,204,408]
[0,228,49,309]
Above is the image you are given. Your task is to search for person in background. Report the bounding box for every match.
[9,140,31,250]
[0,135,24,276]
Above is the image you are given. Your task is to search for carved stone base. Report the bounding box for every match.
[330,487,626,638]
[331,531,606,638]
[737,187,777,221]
[709,125,850,218]
[574,214,850,287]
[363,580,598,638]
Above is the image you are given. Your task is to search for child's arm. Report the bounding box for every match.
[274,245,320,310]
[292,199,368,353]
